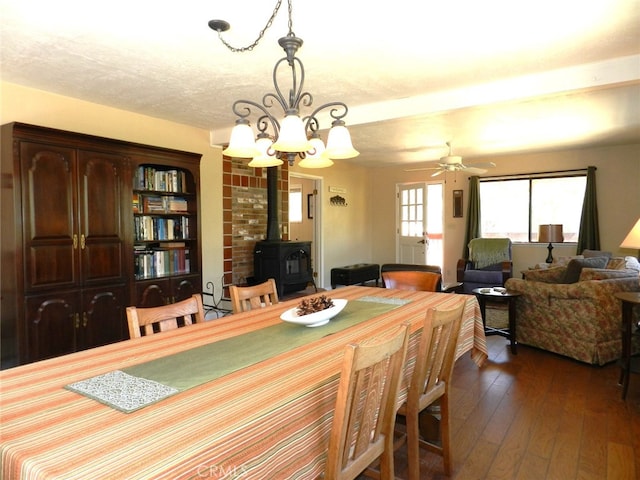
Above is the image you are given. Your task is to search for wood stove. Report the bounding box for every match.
[252,166,315,296]
[253,240,314,296]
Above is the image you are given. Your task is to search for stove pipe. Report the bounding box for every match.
[266,166,280,241]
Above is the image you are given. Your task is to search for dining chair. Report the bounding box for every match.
[229,278,279,314]
[126,293,205,339]
[324,322,410,480]
[381,270,442,292]
[395,301,465,479]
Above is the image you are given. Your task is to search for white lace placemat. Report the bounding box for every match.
[66,370,179,413]
[357,296,411,305]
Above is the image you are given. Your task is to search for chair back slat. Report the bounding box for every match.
[413,303,464,402]
[397,301,465,479]
[326,322,410,480]
[126,294,205,339]
[229,279,279,314]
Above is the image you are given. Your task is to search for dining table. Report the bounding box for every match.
[0,286,487,479]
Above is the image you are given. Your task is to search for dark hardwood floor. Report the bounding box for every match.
[389,335,640,480]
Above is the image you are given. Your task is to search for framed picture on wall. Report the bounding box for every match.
[453,190,463,218]
[307,193,314,219]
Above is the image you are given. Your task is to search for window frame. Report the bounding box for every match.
[479,170,587,243]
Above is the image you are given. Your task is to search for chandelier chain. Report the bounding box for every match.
[216,0,295,53]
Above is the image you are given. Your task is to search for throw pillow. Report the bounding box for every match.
[606,257,627,270]
[562,256,609,284]
[625,256,640,271]
[582,249,612,259]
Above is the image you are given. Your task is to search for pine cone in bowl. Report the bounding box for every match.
[296,295,334,316]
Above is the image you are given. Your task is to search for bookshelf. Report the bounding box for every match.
[132,163,202,308]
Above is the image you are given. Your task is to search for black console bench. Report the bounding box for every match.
[331,263,380,288]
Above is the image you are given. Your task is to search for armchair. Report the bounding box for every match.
[457,238,513,294]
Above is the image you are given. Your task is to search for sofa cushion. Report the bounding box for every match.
[580,268,640,281]
[523,266,566,283]
[552,255,584,267]
[562,256,609,283]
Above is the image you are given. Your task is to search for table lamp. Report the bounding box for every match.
[620,218,640,259]
[538,224,564,263]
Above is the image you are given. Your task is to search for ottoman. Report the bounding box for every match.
[331,263,380,288]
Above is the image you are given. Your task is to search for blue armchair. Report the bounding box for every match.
[456,238,513,293]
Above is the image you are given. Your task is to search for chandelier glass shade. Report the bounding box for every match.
[211,1,358,168]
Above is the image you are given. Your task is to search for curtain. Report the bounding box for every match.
[576,166,600,253]
[462,176,481,259]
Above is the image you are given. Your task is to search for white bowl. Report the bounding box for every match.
[280,299,348,327]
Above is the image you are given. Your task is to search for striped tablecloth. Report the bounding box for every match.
[0,286,486,479]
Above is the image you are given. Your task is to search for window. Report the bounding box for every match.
[289,185,303,223]
[400,186,424,237]
[480,174,586,242]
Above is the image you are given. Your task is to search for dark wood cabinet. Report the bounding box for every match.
[25,286,126,363]
[20,142,127,292]
[1,123,201,368]
[135,274,201,308]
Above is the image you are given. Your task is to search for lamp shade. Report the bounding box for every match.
[298,136,334,168]
[222,121,260,158]
[538,224,564,243]
[248,136,283,167]
[324,122,359,159]
[620,218,640,249]
[271,115,313,152]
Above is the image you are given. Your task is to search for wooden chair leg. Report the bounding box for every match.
[406,409,421,480]
[440,393,451,476]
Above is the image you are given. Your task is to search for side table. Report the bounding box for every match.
[473,287,521,354]
[615,291,640,400]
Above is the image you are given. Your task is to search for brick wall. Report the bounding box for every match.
[222,156,289,290]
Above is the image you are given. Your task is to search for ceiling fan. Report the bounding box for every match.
[404,142,496,177]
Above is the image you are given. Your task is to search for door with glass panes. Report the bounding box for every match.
[397,183,443,267]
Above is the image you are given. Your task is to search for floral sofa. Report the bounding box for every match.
[504,256,640,365]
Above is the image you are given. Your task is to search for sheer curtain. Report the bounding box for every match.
[577,166,600,253]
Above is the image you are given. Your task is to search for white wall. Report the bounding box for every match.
[290,160,372,289]
[0,81,225,292]
[369,144,640,282]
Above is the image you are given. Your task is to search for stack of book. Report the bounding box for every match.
[134,216,190,241]
[134,244,191,279]
[134,166,187,193]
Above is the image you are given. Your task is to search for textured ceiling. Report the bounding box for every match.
[1,0,639,167]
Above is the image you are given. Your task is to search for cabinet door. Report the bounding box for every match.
[172,274,201,302]
[78,150,127,286]
[21,142,78,291]
[80,286,126,350]
[136,278,171,307]
[25,293,78,363]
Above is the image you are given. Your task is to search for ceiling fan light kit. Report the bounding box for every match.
[210,0,358,168]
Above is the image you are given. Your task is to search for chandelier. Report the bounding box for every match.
[209,0,359,168]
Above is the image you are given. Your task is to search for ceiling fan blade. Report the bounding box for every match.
[403,166,440,172]
[431,170,446,177]
[462,166,488,174]
[466,161,496,169]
